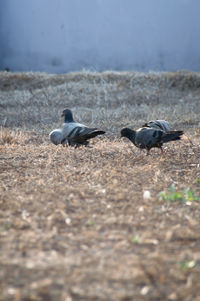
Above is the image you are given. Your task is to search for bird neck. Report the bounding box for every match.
[64,113,74,123]
[127,130,136,142]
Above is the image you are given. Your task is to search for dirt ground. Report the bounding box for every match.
[0,71,200,301]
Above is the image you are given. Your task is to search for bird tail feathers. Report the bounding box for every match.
[162,130,183,143]
[81,130,105,139]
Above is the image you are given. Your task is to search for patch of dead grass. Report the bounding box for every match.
[0,71,200,300]
[0,70,200,135]
[0,126,23,145]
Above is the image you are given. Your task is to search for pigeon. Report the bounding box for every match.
[120,127,183,155]
[142,120,171,132]
[49,108,105,147]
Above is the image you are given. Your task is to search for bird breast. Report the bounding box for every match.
[49,129,63,145]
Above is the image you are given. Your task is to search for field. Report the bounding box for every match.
[0,70,200,301]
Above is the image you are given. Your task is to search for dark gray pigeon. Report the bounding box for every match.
[49,108,105,147]
[121,127,183,155]
[142,120,171,132]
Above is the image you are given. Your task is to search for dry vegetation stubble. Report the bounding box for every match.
[0,71,200,300]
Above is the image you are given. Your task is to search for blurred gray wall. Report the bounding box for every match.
[0,0,200,73]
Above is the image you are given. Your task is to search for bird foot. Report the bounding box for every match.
[161,148,165,156]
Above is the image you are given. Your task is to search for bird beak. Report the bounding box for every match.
[61,112,64,117]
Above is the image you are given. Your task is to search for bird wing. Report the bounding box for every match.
[136,128,183,149]
[68,127,105,143]
[135,128,164,149]
[142,120,171,132]
[61,122,86,138]
[61,120,105,144]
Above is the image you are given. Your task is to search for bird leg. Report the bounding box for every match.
[146,149,150,156]
[160,147,165,156]
[74,144,82,149]
[83,141,90,147]
[61,138,69,147]
[62,142,68,147]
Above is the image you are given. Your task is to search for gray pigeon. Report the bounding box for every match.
[49,108,105,147]
[142,120,171,132]
[121,127,183,155]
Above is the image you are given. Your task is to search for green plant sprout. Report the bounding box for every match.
[86,220,95,226]
[131,236,141,244]
[159,184,200,202]
[179,260,197,270]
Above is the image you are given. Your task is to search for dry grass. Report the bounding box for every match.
[0,70,200,301]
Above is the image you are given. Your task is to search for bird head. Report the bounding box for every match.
[120,128,132,138]
[61,108,74,122]
[120,128,136,142]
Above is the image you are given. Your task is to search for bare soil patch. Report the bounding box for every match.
[0,71,200,300]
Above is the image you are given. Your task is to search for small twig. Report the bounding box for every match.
[128,145,136,155]
[42,89,51,103]
[139,262,168,300]
[183,134,193,146]
[2,117,7,127]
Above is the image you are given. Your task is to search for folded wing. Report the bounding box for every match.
[142,120,171,132]
[63,126,105,145]
[135,128,183,150]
